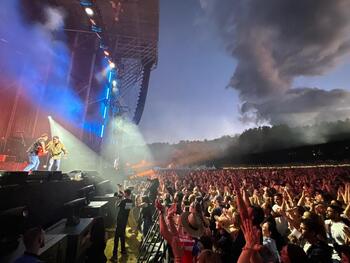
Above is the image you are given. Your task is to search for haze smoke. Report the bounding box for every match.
[200,0,350,126]
[44,7,66,31]
[0,0,82,122]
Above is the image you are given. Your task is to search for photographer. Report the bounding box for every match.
[111,188,133,261]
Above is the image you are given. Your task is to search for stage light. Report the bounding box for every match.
[103,106,107,119]
[106,88,110,99]
[48,115,52,120]
[91,25,102,33]
[104,50,110,56]
[80,0,93,7]
[100,124,105,138]
[112,80,117,87]
[85,7,94,16]
[109,62,115,69]
[90,19,96,25]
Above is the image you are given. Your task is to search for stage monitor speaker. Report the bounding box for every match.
[46,218,93,263]
[63,198,87,226]
[77,185,95,204]
[0,171,28,186]
[95,180,112,195]
[28,171,63,182]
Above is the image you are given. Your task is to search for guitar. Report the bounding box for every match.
[37,146,46,157]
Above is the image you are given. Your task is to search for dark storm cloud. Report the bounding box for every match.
[201,0,350,125]
[242,88,350,125]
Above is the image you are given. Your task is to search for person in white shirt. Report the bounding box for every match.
[325,204,348,262]
[272,193,289,236]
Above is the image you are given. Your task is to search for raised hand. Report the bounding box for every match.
[241,218,261,249]
[167,203,177,218]
[236,188,249,222]
[155,199,165,214]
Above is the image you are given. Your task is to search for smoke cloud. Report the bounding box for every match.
[0,0,82,122]
[44,7,66,31]
[200,0,350,126]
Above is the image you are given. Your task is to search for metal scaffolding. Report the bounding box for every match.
[56,0,159,124]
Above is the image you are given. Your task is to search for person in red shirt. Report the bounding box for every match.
[157,201,204,263]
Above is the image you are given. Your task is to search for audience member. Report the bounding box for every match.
[13,227,45,263]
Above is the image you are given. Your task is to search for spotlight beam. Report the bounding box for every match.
[48,117,104,172]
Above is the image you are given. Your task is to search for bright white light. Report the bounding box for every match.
[100,125,105,138]
[48,115,52,119]
[103,106,107,119]
[85,7,94,16]
[48,117,106,172]
[112,80,117,87]
[109,62,115,69]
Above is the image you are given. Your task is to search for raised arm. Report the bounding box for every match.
[297,190,306,207]
[166,203,178,236]
[238,219,262,263]
[156,200,173,243]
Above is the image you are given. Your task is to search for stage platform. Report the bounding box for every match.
[0,176,87,227]
[0,170,116,262]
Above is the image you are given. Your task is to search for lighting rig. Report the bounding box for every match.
[78,0,119,138]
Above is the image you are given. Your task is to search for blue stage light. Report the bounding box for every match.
[80,0,93,7]
[106,88,110,100]
[91,25,102,33]
[103,106,107,119]
[100,125,105,138]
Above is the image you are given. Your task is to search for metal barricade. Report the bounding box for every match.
[137,211,167,262]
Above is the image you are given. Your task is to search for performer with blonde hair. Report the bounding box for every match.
[46,135,68,171]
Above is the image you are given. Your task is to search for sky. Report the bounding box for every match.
[139,0,242,143]
[139,0,350,144]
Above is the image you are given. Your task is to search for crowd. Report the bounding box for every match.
[156,167,350,263]
[11,166,350,263]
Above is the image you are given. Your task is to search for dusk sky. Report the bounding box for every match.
[139,0,350,143]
